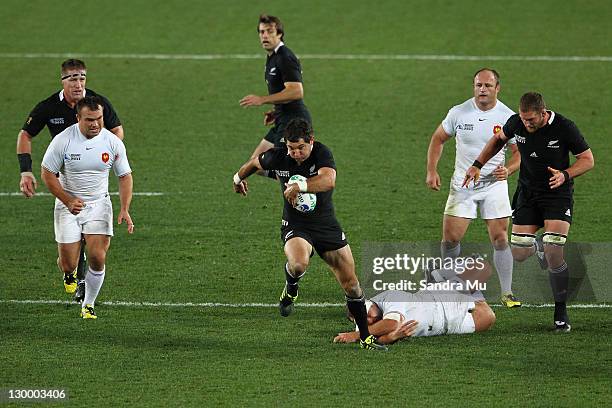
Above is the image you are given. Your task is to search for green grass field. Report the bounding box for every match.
[1,1,611,406]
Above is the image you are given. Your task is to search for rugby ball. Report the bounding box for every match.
[288,174,317,213]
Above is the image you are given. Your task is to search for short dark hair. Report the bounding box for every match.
[474,68,500,85]
[76,95,103,114]
[284,118,313,143]
[61,59,86,75]
[258,14,284,40]
[519,92,546,112]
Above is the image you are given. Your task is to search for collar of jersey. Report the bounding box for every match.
[273,41,285,54]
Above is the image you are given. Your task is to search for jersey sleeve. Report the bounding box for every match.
[564,120,590,155]
[502,114,521,140]
[278,53,303,83]
[41,136,65,173]
[317,145,336,170]
[441,107,458,136]
[99,94,122,130]
[112,138,132,177]
[22,101,48,137]
[258,148,285,170]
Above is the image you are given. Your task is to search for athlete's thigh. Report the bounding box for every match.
[320,244,356,279]
[442,215,471,242]
[511,224,539,235]
[543,219,570,236]
[83,234,111,254]
[58,242,82,267]
[284,236,313,266]
[484,217,509,242]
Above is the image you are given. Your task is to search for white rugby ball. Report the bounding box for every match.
[288,174,317,213]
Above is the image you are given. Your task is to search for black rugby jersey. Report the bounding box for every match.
[265,44,308,115]
[503,112,589,193]
[259,141,336,223]
[22,88,121,138]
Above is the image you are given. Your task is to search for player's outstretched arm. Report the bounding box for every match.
[463,130,509,187]
[17,130,38,198]
[426,124,451,191]
[41,167,84,215]
[233,156,264,196]
[118,173,134,234]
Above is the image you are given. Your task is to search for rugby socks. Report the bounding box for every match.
[549,262,570,322]
[83,266,105,307]
[284,263,304,297]
[76,240,87,282]
[494,246,514,294]
[346,294,371,340]
[441,241,461,259]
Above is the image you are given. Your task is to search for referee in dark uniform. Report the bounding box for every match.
[16,58,124,302]
[464,92,594,332]
[239,14,312,163]
[232,118,386,351]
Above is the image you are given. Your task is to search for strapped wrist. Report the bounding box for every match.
[18,153,32,173]
[472,160,484,170]
[233,172,242,185]
[561,170,571,182]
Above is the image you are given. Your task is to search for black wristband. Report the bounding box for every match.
[18,153,32,173]
[561,170,570,183]
[472,160,484,169]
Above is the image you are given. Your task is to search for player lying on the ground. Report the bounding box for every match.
[334,257,496,345]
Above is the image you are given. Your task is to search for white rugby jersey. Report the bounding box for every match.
[42,124,131,202]
[441,98,515,185]
[370,290,445,337]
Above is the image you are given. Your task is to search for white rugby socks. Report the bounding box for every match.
[494,245,514,294]
[83,266,105,306]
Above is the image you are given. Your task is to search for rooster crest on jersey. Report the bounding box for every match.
[288,174,317,213]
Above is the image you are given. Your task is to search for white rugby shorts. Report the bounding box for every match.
[54,195,113,243]
[441,299,476,335]
[444,179,511,219]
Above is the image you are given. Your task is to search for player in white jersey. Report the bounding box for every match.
[426,68,522,308]
[334,256,496,344]
[41,96,134,319]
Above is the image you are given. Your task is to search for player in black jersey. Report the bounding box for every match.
[232,118,386,351]
[464,92,594,332]
[16,59,124,303]
[239,14,312,167]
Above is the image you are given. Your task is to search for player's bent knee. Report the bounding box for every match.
[491,236,509,250]
[473,302,496,332]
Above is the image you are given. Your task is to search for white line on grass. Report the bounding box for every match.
[0,192,164,197]
[0,52,611,62]
[1,299,609,308]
